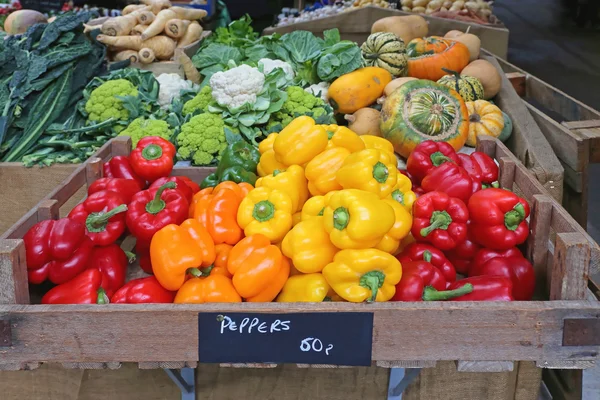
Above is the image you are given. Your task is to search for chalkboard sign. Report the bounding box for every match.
[198,312,374,366]
[20,0,62,13]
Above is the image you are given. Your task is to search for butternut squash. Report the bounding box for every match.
[461,59,501,99]
[371,15,428,44]
[328,67,392,114]
[444,27,480,61]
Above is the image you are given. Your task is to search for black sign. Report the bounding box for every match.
[19,0,62,13]
[198,312,373,366]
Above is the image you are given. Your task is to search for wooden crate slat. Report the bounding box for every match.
[550,233,591,301]
[526,79,600,123]
[456,361,514,372]
[0,239,29,305]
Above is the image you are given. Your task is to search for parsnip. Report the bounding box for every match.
[131,24,147,35]
[179,52,200,84]
[114,50,140,63]
[101,13,139,36]
[138,48,156,64]
[123,4,147,15]
[165,19,190,39]
[137,11,156,25]
[141,9,177,40]
[141,0,172,15]
[177,21,202,48]
[97,34,176,60]
[169,6,208,20]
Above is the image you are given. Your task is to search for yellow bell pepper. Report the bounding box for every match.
[398,233,416,253]
[300,191,336,221]
[336,149,398,198]
[323,189,395,249]
[257,150,286,177]
[305,147,350,196]
[276,273,331,302]
[376,199,412,254]
[281,216,338,273]
[292,212,302,226]
[259,133,278,154]
[274,116,328,166]
[361,135,395,154]
[322,248,402,302]
[323,124,365,153]
[388,173,417,214]
[255,165,309,213]
[237,187,293,243]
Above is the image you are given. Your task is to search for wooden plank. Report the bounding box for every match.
[0,362,40,371]
[0,208,40,240]
[560,161,584,193]
[550,233,591,301]
[36,199,59,223]
[570,126,600,163]
[526,78,600,122]
[61,362,121,369]
[506,72,527,97]
[0,302,599,365]
[0,239,29,305]
[563,120,600,130]
[138,361,197,369]
[526,195,553,296]
[376,361,436,368]
[476,135,497,158]
[498,157,516,190]
[538,361,596,369]
[484,56,564,202]
[42,165,87,208]
[456,361,514,372]
[110,136,132,157]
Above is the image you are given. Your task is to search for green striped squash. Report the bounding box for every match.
[361,32,408,77]
[437,69,484,101]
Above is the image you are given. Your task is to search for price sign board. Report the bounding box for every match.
[198,312,373,366]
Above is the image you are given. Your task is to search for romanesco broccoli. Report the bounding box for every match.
[182,86,213,115]
[118,117,173,147]
[85,79,138,123]
[177,113,235,166]
[266,86,334,132]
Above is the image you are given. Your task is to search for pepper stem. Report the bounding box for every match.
[273,169,284,176]
[318,207,325,216]
[187,268,203,278]
[327,130,335,139]
[125,251,136,264]
[420,210,452,237]
[423,250,432,263]
[482,181,500,189]
[391,189,404,205]
[429,151,454,167]
[253,200,275,222]
[141,144,163,161]
[504,203,526,231]
[97,288,110,304]
[422,283,473,301]
[333,207,349,230]
[85,204,128,232]
[199,265,214,277]
[145,182,176,214]
[372,161,389,183]
[359,270,385,303]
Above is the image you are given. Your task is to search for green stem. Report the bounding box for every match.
[333,207,349,230]
[420,210,452,237]
[199,265,214,277]
[142,143,163,161]
[359,271,385,303]
[391,189,404,205]
[372,161,389,183]
[422,283,473,301]
[253,200,275,222]
[482,181,500,189]
[45,118,117,135]
[423,250,432,263]
[273,169,284,176]
[146,182,176,214]
[125,251,136,264]
[504,203,525,231]
[429,151,455,167]
[85,204,128,232]
[187,268,203,278]
[96,288,110,304]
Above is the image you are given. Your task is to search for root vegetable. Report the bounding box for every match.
[402,6,412,11]
[413,0,428,6]
[170,6,208,20]
[131,24,146,35]
[4,10,47,34]
[384,77,418,96]
[412,6,426,12]
[141,9,177,40]
[96,34,176,60]
[114,50,140,63]
[141,0,172,15]
[177,21,203,48]
[179,52,201,84]
[344,108,382,136]
[137,11,156,25]
[138,48,156,64]
[123,4,147,15]
[102,13,139,36]
[401,0,413,6]
[165,19,190,39]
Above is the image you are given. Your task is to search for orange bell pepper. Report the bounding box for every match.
[227,234,290,302]
[150,220,215,291]
[174,274,241,303]
[209,243,233,278]
[190,188,214,223]
[208,188,244,245]
[213,181,253,198]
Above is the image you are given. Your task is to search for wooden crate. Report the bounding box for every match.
[483,49,600,232]
[263,6,510,58]
[1,137,598,376]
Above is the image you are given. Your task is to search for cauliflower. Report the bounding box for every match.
[305,82,329,102]
[266,86,334,131]
[85,79,138,123]
[177,113,235,166]
[118,117,173,147]
[156,73,195,109]
[182,86,213,115]
[209,64,265,109]
[258,58,295,81]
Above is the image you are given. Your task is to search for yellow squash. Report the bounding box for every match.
[328,67,392,114]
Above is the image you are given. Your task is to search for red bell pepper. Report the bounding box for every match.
[41,269,109,304]
[111,276,176,304]
[412,191,469,251]
[444,223,481,275]
[421,162,481,203]
[129,136,176,183]
[427,276,514,301]
[88,177,142,203]
[24,218,94,285]
[392,260,448,301]
[86,244,128,297]
[458,152,499,188]
[149,176,198,204]
[104,155,146,189]
[406,141,460,183]
[126,182,189,243]
[135,240,153,274]
[470,248,535,300]
[397,242,456,283]
[468,188,530,250]
[68,190,128,246]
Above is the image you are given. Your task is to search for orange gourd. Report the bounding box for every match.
[328,67,392,114]
[406,36,470,81]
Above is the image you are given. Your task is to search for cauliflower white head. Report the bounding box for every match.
[209,65,265,109]
[258,58,295,81]
[305,82,330,102]
[156,73,195,109]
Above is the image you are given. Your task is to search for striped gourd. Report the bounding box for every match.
[361,32,408,77]
[437,68,484,101]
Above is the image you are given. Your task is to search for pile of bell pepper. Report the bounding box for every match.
[22,117,537,305]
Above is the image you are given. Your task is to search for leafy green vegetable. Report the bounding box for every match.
[280,31,322,64]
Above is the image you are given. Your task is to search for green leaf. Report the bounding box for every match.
[323,29,341,46]
[192,44,242,69]
[225,127,242,144]
[280,31,323,64]
[317,41,363,82]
